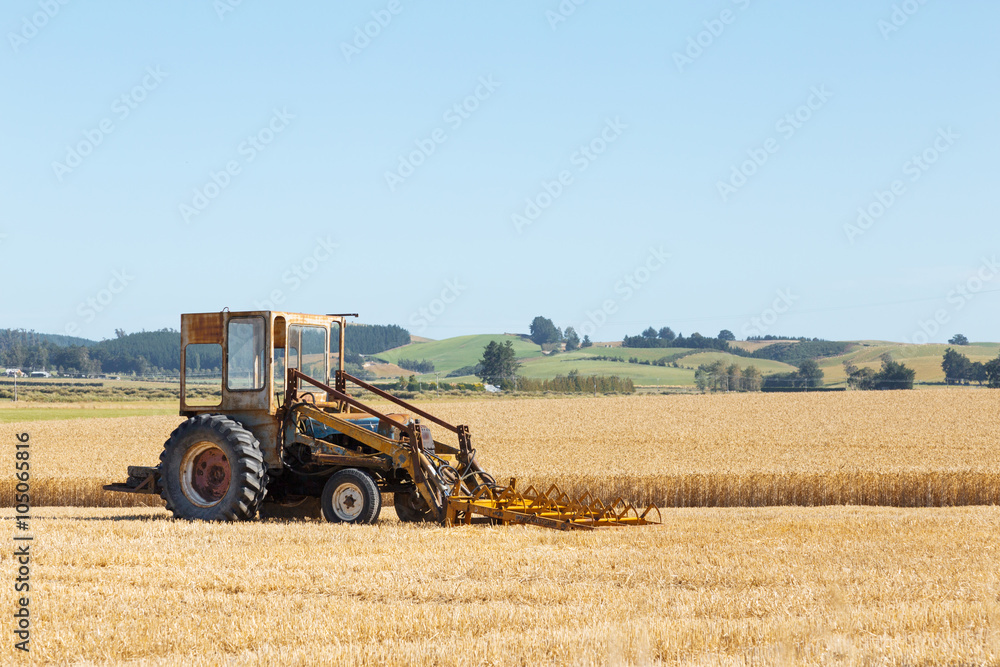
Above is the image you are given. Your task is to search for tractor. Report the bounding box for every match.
[106,311,659,530]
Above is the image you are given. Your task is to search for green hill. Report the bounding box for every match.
[373,334,541,376]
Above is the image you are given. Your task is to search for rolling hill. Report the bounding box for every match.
[374,335,1000,388]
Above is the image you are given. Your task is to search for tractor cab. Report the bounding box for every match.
[179,310,345,417]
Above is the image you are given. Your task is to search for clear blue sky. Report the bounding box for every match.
[2,1,998,344]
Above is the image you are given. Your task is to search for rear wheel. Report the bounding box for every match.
[159,415,268,521]
[321,469,381,524]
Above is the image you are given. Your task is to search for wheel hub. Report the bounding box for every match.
[180,442,232,507]
[332,482,364,521]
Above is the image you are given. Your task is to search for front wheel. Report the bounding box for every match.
[321,469,382,524]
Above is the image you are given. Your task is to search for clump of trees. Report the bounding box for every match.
[446,364,481,378]
[941,347,1000,387]
[477,340,520,388]
[844,354,916,390]
[397,359,434,373]
[386,375,481,393]
[564,327,581,351]
[762,360,826,390]
[750,340,850,365]
[528,316,586,352]
[695,361,762,392]
[529,316,562,345]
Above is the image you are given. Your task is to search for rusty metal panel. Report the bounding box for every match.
[181,312,224,345]
[226,410,282,469]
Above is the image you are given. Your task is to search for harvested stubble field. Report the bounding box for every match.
[2,391,999,509]
[1,505,998,665]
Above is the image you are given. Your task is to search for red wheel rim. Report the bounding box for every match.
[181,442,232,507]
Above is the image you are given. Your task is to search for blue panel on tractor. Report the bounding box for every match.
[307,415,398,442]
[349,417,381,433]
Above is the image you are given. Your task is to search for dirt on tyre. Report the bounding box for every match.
[321,468,381,524]
[159,414,268,521]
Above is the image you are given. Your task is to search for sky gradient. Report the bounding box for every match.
[2,1,998,344]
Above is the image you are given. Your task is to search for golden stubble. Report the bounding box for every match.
[0,506,997,665]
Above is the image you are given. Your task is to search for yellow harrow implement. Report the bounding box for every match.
[447,482,662,531]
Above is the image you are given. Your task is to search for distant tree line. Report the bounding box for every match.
[0,328,184,376]
[516,371,634,394]
[346,324,411,355]
[622,327,737,352]
[1,322,410,376]
[746,335,822,341]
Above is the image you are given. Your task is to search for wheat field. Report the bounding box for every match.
[2,391,999,508]
[2,392,1000,665]
[1,505,998,665]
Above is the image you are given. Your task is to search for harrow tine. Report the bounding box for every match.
[551,488,572,507]
[617,503,640,522]
[639,505,662,524]
[472,484,495,502]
